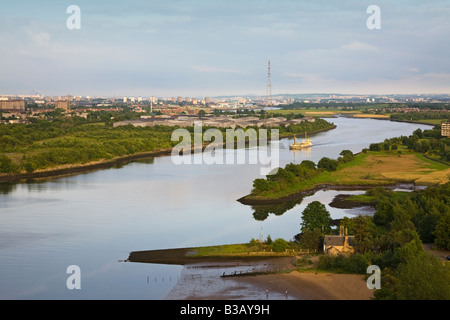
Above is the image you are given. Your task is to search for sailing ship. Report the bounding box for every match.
[289,132,313,150]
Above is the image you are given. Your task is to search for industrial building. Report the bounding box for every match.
[0,99,25,111]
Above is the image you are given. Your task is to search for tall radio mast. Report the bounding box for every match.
[266,59,273,117]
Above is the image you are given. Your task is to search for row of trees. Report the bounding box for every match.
[369,127,450,162]
[294,183,450,299]
[251,150,355,196]
[0,120,177,174]
[390,111,450,121]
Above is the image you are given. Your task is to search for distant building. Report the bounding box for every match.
[54,100,69,111]
[54,96,71,112]
[323,226,354,256]
[0,99,25,111]
[442,121,450,137]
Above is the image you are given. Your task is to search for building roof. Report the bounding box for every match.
[324,235,354,247]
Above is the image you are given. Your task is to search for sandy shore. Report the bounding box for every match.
[164,260,374,300]
[235,271,375,300]
[128,248,375,300]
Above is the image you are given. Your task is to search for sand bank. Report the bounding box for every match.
[163,259,374,300]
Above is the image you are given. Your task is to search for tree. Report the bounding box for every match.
[339,149,354,158]
[352,215,377,253]
[317,157,338,171]
[395,251,450,300]
[369,143,381,151]
[373,200,394,226]
[0,154,19,173]
[300,160,316,170]
[271,238,289,252]
[300,201,331,234]
[299,228,323,251]
[434,210,450,250]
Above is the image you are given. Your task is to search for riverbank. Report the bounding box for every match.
[238,151,450,205]
[0,148,173,183]
[229,271,374,300]
[166,266,374,300]
[126,246,374,300]
[0,122,336,183]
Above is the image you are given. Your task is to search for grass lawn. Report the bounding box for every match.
[250,150,450,201]
[191,243,298,258]
[274,109,360,118]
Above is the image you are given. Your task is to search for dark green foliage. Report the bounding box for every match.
[317,157,338,171]
[300,201,331,234]
[0,121,176,173]
[251,160,321,195]
[271,238,289,252]
[316,183,450,299]
[0,154,19,173]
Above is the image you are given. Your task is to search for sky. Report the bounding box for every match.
[0,0,449,98]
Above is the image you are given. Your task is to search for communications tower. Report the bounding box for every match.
[265,59,273,117]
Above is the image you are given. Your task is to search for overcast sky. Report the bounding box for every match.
[0,0,449,98]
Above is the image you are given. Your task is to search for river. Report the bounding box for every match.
[0,117,432,299]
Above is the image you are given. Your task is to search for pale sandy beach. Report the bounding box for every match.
[164,259,375,300]
[236,271,375,300]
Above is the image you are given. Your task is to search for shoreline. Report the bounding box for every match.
[228,271,375,300]
[236,182,419,206]
[166,266,374,300]
[126,248,374,300]
[0,148,173,183]
[0,124,336,184]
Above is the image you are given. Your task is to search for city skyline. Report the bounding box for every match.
[1,1,450,97]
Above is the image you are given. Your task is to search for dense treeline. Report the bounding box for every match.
[278,118,335,135]
[296,184,450,299]
[369,127,450,163]
[251,149,354,196]
[0,116,335,175]
[0,120,176,174]
[390,111,450,121]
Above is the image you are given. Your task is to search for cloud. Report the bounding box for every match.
[27,31,51,47]
[341,41,378,52]
[191,65,242,73]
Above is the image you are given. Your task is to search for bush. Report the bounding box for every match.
[0,154,19,173]
[271,238,289,252]
[23,161,37,173]
[317,254,369,274]
[318,157,338,171]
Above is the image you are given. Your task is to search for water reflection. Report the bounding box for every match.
[0,182,15,195]
[251,199,304,221]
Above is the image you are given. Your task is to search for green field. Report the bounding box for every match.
[245,150,450,202]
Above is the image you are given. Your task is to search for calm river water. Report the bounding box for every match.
[0,117,431,299]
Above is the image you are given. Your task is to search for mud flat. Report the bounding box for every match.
[126,247,374,300]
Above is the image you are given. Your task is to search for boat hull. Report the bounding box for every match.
[289,143,313,150]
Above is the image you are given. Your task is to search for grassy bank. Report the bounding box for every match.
[0,117,336,181]
[127,242,305,265]
[241,150,450,204]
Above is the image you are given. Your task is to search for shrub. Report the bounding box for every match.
[271,238,289,252]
